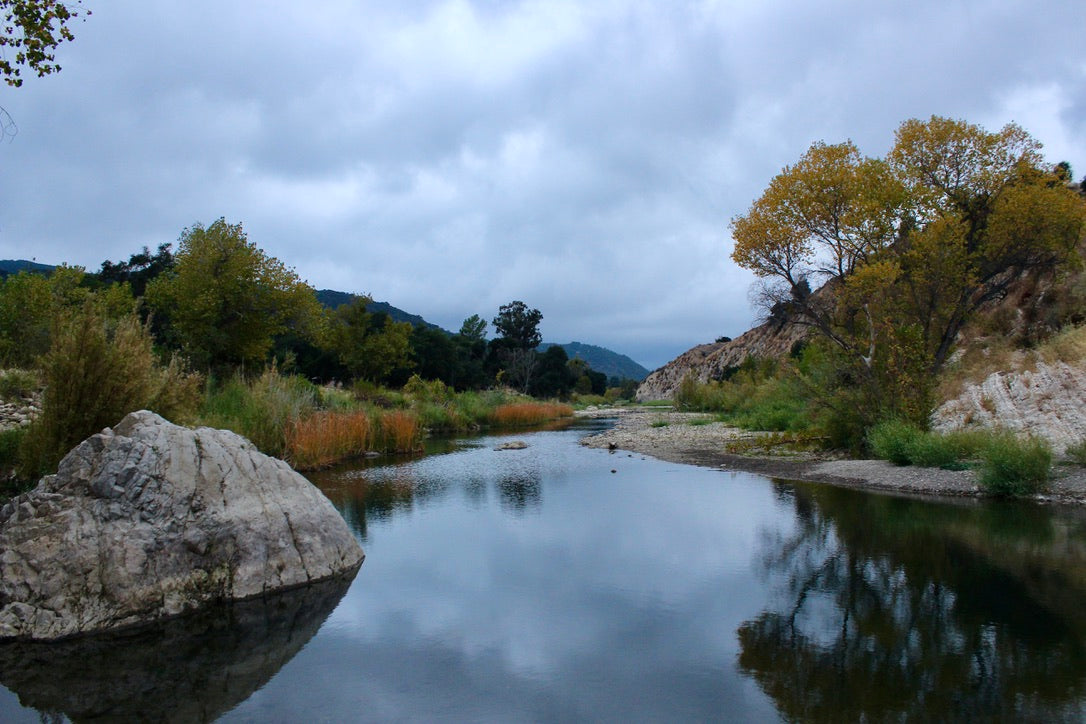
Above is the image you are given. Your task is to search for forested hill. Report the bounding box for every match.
[538,341,650,381]
[314,289,443,330]
[0,260,54,277]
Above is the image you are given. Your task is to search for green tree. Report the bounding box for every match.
[326,297,413,383]
[1,0,87,87]
[490,301,544,393]
[146,219,322,372]
[730,116,1086,430]
[492,300,542,349]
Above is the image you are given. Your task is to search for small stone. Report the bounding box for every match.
[495,441,528,451]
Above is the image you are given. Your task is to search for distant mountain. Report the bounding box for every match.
[314,289,445,331]
[539,341,650,381]
[0,259,55,277]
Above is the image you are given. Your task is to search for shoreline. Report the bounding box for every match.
[577,407,1086,506]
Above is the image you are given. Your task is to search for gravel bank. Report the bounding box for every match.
[578,407,1086,505]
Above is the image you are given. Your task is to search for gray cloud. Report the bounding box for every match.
[1,0,1083,368]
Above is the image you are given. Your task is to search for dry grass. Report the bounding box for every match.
[378,409,422,453]
[1039,324,1086,365]
[285,410,372,470]
[487,402,574,427]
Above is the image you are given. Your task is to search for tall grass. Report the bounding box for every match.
[285,410,372,470]
[487,402,573,427]
[200,370,319,457]
[376,410,422,453]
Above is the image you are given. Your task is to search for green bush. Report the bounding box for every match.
[867,420,923,465]
[1066,437,1086,465]
[18,306,160,479]
[0,426,27,468]
[979,432,1052,496]
[0,369,40,402]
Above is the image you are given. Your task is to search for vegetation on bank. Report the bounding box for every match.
[0,227,599,495]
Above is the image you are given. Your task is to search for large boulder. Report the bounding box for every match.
[0,410,364,640]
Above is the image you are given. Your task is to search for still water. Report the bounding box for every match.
[2,418,1086,721]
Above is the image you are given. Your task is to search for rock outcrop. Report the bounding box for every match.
[637,321,807,401]
[0,410,364,640]
[932,360,1086,453]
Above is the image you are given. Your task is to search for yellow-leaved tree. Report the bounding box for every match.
[729,116,1086,432]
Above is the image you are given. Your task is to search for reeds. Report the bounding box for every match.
[377,409,422,453]
[487,402,573,427]
[286,410,372,470]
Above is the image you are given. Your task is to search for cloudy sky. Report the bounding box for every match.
[1,0,1083,369]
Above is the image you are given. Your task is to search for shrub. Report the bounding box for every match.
[1065,437,1086,465]
[867,420,924,466]
[18,307,159,479]
[0,369,40,402]
[979,433,1052,496]
[0,426,26,468]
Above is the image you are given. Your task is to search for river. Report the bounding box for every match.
[1,418,1086,721]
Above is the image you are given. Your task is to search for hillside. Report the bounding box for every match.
[0,260,54,278]
[539,341,649,381]
[314,289,443,331]
[637,320,807,400]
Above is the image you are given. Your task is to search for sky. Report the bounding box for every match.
[1,1,1084,370]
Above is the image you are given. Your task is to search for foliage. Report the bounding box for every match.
[146,219,322,372]
[1066,438,1086,465]
[674,358,811,434]
[530,345,575,398]
[326,296,413,383]
[0,368,39,402]
[97,243,174,297]
[18,305,162,478]
[730,116,1086,432]
[199,370,320,457]
[492,300,542,349]
[0,424,25,460]
[0,0,87,87]
[978,432,1052,496]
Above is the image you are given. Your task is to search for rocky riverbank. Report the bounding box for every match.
[578,407,1086,505]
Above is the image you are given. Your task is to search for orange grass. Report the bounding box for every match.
[285,410,372,470]
[378,409,423,453]
[487,402,574,427]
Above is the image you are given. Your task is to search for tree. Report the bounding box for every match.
[1,0,88,87]
[98,243,175,298]
[490,301,543,393]
[530,345,575,398]
[730,116,1086,429]
[146,219,322,371]
[325,297,413,383]
[492,300,542,349]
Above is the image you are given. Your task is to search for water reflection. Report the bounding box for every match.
[739,482,1086,721]
[0,572,356,722]
[497,471,542,514]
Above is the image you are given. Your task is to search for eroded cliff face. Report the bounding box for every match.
[933,360,1086,453]
[636,321,808,401]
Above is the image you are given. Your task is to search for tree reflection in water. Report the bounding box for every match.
[738,482,1086,722]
